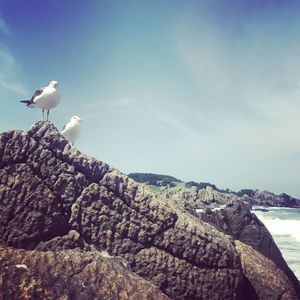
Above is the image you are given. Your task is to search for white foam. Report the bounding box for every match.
[255,213,300,243]
[196,205,226,214]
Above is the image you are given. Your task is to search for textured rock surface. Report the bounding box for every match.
[235,241,298,300]
[0,246,169,300]
[199,201,300,298]
[0,121,299,299]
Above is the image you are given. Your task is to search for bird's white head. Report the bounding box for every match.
[71,115,83,123]
[49,80,59,88]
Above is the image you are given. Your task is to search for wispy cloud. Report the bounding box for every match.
[0,14,26,96]
[151,110,194,135]
[176,6,300,119]
[0,15,11,36]
[0,49,14,65]
[161,3,300,196]
[71,97,134,120]
[88,97,134,109]
[0,48,27,96]
[175,4,300,140]
[0,75,27,95]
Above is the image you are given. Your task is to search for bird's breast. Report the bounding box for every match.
[34,88,60,109]
[62,122,81,142]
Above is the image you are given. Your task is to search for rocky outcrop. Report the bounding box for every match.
[252,190,300,207]
[134,175,300,208]
[164,185,300,209]
[164,185,242,209]
[0,121,299,299]
[199,201,300,298]
[0,246,169,300]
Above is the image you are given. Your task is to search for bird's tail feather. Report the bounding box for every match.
[20,100,34,108]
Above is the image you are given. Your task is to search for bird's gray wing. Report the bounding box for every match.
[62,124,66,131]
[30,88,44,101]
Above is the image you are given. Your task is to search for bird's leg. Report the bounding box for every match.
[42,108,45,119]
[47,110,49,121]
[72,141,74,146]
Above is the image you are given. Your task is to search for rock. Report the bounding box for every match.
[0,246,169,300]
[252,191,300,207]
[235,241,298,300]
[199,201,300,298]
[0,121,299,299]
[252,208,269,212]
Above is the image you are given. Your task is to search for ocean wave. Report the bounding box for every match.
[253,206,292,210]
[253,206,298,210]
[255,213,300,243]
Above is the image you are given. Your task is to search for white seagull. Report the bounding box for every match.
[20,80,61,120]
[61,116,83,145]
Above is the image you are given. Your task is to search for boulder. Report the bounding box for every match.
[0,121,299,299]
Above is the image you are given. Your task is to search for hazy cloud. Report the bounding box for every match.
[0,49,14,65]
[176,4,300,130]
[168,3,300,195]
[0,48,27,96]
[176,19,300,117]
[0,15,11,36]
[151,111,193,135]
[61,97,135,120]
[88,97,134,110]
[0,75,27,95]
[0,14,26,95]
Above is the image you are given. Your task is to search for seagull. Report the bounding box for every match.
[61,116,83,145]
[20,80,61,121]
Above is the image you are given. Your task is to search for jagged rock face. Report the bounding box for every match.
[0,121,299,299]
[199,201,300,298]
[0,246,169,300]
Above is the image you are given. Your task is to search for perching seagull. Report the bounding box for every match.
[20,80,61,121]
[61,116,83,145]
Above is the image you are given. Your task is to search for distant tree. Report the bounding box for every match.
[237,189,256,197]
[185,181,198,188]
[185,181,219,191]
[128,173,181,187]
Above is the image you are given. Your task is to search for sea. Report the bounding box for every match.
[253,207,300,280]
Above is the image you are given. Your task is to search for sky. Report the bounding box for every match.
[1,0,300,197]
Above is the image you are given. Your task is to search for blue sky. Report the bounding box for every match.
[1,0,300,197]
